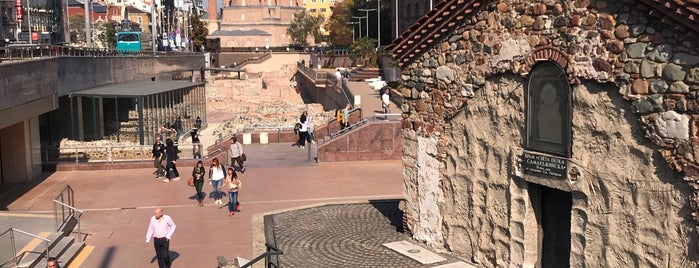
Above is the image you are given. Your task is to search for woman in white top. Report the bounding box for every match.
[208,158,226,204]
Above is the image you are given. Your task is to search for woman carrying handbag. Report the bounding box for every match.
[192,161,206,207]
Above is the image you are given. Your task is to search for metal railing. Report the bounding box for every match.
[239,243,283,268]
[0,228,50,268]
[53,185,85,242]
[0,44,201,63]
[368,113,403,122]
[297,62,331,80]
[37,142,206,164]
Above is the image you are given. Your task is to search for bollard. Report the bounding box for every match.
[260,132,269,144]
[243,133,252,145]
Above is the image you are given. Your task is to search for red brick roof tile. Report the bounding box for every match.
[387,0,699,67]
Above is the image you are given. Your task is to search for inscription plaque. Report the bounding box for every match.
[522,152,568,178]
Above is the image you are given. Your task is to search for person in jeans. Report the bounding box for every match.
[225,167,242,216]
[152,138,165,179]
[192,161,206,207]
[304,111,316,144]
[228,137,245,173]
[145,207,176,268]
[190,126,202,159]
[209,158,226,204]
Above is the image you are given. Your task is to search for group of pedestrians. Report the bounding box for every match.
[195,156,243,215]
[295,111,316,148]
[145,136,245,268]
[152,137,181,182]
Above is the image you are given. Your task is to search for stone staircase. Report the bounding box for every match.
[11,217,85,268]
[348,68,380,82]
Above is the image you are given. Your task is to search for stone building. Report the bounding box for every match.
[386,0,699,267]
[206,0,304,48]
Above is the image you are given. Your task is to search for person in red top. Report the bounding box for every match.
[146,207,176,268]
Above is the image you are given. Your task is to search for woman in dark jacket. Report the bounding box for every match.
[163,138,180,183]
[192,161,206,206]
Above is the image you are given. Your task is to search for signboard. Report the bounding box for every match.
[15,0,23,23]
[522,152,567,178]
[31,32,38,41]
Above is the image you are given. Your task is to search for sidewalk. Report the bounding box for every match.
[0,143,404,267]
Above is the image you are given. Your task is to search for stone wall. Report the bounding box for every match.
[398,0,699,266]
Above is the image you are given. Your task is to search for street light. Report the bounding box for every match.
[357,8,375,42]
[360,0,380,47]
[351,16,366,38]
[346,21,359,42]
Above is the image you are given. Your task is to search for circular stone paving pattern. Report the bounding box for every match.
[270,202,451,267]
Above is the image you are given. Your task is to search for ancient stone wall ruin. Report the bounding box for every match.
[398,0,699,266]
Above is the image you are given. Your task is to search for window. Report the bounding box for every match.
[309,8,316,12]
[525,61,572,157]
[320,8,326,12]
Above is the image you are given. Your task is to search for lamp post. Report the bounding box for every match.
[346,21,358,42]
[351,16,366,38]
[357,8,375,41]
[26,0,31,44]
[84,0,91,46]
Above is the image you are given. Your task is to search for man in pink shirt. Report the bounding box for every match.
[145,207,176,268]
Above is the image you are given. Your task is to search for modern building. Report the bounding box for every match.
[0,0,17,42]
[387,0,699,267]
[67,0,108,22]
[206,0,304,48]
[302,0,332,35]
[0,0,66,43]
[389,0,440,40]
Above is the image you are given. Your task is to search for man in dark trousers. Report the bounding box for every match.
[152,137,166,179]
[146,207,176,268]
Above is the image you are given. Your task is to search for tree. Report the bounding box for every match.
[327,0,355,47]
[69,14,86,44]
[287,11,321,47]
[349,36,377,67]
[96,21,117,49]
[189,14,208,51]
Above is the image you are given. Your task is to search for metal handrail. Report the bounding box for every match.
[37,142,208,164]
[0,228,51,268]
[53,200,84,214]
[239,243,283,268]
[0,44,201,63]
[53,185,85,242]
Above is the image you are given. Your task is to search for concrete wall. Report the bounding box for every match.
[318,121,402,162]
[0,55,205,111]
[0,121,29,183]
[0,54,205,183]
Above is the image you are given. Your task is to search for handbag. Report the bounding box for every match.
[241,153,247,162]
[187,177,194,186]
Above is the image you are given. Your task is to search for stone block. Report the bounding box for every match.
[259,132,268,144]
[242,132,252,145]
[656,110,690,140]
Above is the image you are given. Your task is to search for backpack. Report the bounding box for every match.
[336,109,344,122]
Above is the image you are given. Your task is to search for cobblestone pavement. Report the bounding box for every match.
[270,201,465,268]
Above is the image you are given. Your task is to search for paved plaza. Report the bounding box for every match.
[0,142,469,267]
[0,75,475,267]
